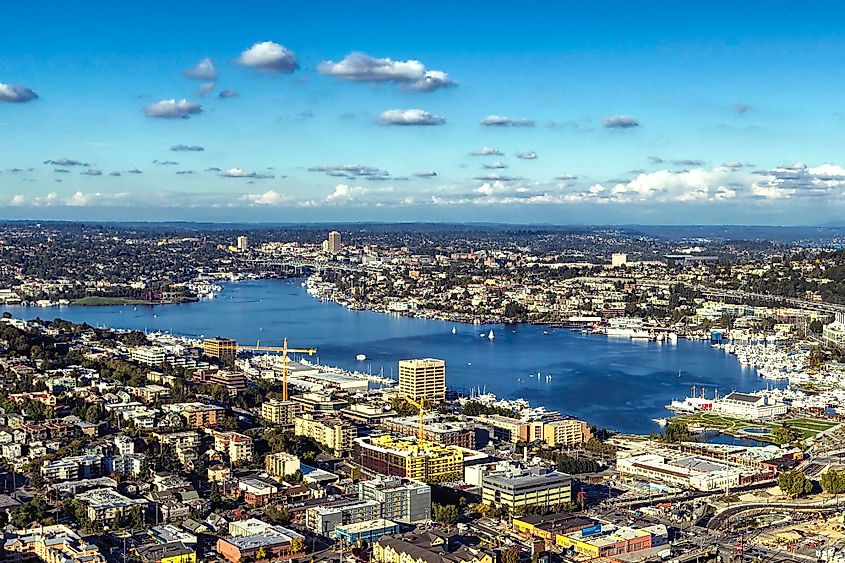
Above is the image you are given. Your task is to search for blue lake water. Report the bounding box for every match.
[1,278,777,434]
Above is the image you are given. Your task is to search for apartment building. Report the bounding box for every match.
[294,413,356,454]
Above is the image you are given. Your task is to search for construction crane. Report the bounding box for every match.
[403,395,428,442]
[278,338,317,401]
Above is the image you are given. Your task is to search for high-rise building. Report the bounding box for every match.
[265,452,300,479]
[357,476,431,524]
[203,337,238,361]
[398,358,446,403]
[236,235,249,251]
[611,253,628,267]
[327,231,342,253]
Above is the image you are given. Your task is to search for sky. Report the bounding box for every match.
[2,1,845,224]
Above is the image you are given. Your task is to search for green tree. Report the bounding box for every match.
[820,468,845,495]
[771,424,802,445]
[432,503,458,525]
[662,420,692,443]
[777,470,813,499]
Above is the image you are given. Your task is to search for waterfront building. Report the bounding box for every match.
[398,358,446,403]
[357,476,431,524]
[353,435,471,483]
[265,452,301,479]
[481,468,572,510]
[294,413,356,454]
[260,398,301,427]
[712,392,788,421]
[202,337,238,361]
[823,319,845,349]
[542,419,592,447]
[211,430,254,464]
[2,524,106,563]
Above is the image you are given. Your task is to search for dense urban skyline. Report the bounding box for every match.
[3,1,845,224]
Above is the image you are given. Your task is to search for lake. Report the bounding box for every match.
[1,278,774,434]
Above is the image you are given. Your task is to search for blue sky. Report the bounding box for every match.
[2,0,845,224]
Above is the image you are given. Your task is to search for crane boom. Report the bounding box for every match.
[280,337,318,401]
[403,395,428,442]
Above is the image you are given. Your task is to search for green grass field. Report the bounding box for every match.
[671,412,838,444]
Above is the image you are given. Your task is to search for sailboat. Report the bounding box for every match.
[451,326,457,334]
[488,329,495,340]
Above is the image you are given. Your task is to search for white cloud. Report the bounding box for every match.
[516,151,538,160]
[242,190,288,205]
[480,115,535,127]
[0,83,38,103]
[184,58,217,80]
[237,41,298,73]
[144,99,202,119]
[221,167,273,179]
[378,109,445,126]
[469,147,504,156]
[318,52,454,92]
[603,115,640,129]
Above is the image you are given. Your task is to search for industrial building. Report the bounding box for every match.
[555,523,667,558]
[616,450,754,491]
[398,358,446,403]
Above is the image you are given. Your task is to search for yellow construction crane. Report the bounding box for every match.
[279,338,317,401]
[403,395,428,442]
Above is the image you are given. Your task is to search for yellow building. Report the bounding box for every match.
[398,358,446,403]
[294,413,356,454]
[202,337,237,360]
[136,542,197,563]
[3,525,106,563]
[353,435,466,483]
[542,419,592,447]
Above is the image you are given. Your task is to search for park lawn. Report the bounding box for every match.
[671,412,838,443]
[72,296,154,306]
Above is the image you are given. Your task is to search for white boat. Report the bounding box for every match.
[451,326,457,334]
[356,354,367,361]
[488,329,495,340]
[668,332,678,344]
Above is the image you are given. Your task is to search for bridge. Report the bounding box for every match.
[246,258,373,274]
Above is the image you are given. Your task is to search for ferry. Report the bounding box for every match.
[666,386,716,412]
